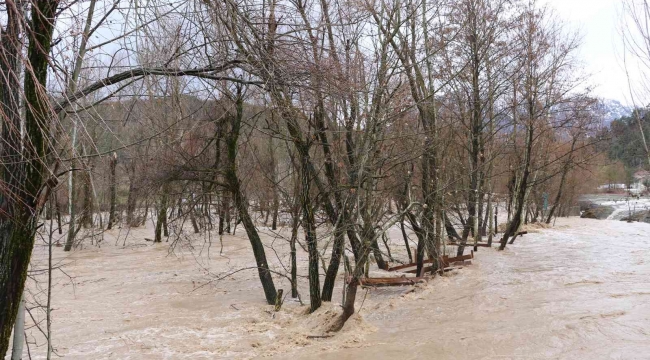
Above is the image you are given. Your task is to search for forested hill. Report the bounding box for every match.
[599,111,650,169]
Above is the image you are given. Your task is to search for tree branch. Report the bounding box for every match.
[53,60,251,112]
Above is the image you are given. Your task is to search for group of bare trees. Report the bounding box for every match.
[622,0,650,168]
[1,0,607,356]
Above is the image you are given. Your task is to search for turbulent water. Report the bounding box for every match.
[602,199,650,220]
[10,218,650,359]
[582,194,650,220]
[287,218,650,359]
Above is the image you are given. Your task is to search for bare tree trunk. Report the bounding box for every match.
[263,202,270,226]
[163,198,170,237]
[63,0,98,245]
[458,8,483,257]
[225,94,277,304]
[0,1,58,355]
[54,193,62,235]
[487,199,494,246]
[140,199,150,227]
[45,195,53,220]
[218,195,225,235]
[46,211,54,360]
[404,212,426,276]
[369,228,388,270]
[271,193,279,231]
[321,218,346,301]
[484,54,496,246]
[225,193,231,233]
[126,171,138,227]
[329,200,406,332]
[10,293,24,360]
[175,197,183,218]
[64,150,77,251]
[400,218,413,263]
[327,216,388,332]
[189,207,200,234]
[381,232,394,261]
[81,165,93,228]
[633,110,650,167]
[500,119,534,250]
[546,138,577,223]
[289,202,300,298]
[444,213,460,240]
[154,185,170,243]
[107,153,118,230]
[300,155,322,312]
[203,191,213,230]
[480,198,489,236]
[79,141,96,230]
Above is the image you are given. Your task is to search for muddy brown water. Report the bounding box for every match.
[282,218,650,359]
[11,218,650,359]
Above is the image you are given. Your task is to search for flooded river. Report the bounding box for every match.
[286,217,650,359]
[11,217,650,359]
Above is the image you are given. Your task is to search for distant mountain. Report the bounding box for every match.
[596,99,633,125]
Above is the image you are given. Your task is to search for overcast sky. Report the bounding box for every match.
[544,0,632,104]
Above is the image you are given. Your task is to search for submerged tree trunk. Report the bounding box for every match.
[328,278,359,332]
[328,226,375,332]
[326,205,409,332]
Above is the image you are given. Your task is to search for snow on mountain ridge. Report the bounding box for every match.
[597,99,633,124]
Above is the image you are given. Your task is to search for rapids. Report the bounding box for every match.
[287,217,650,359]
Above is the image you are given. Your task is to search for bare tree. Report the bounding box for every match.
[621,0,650,167]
